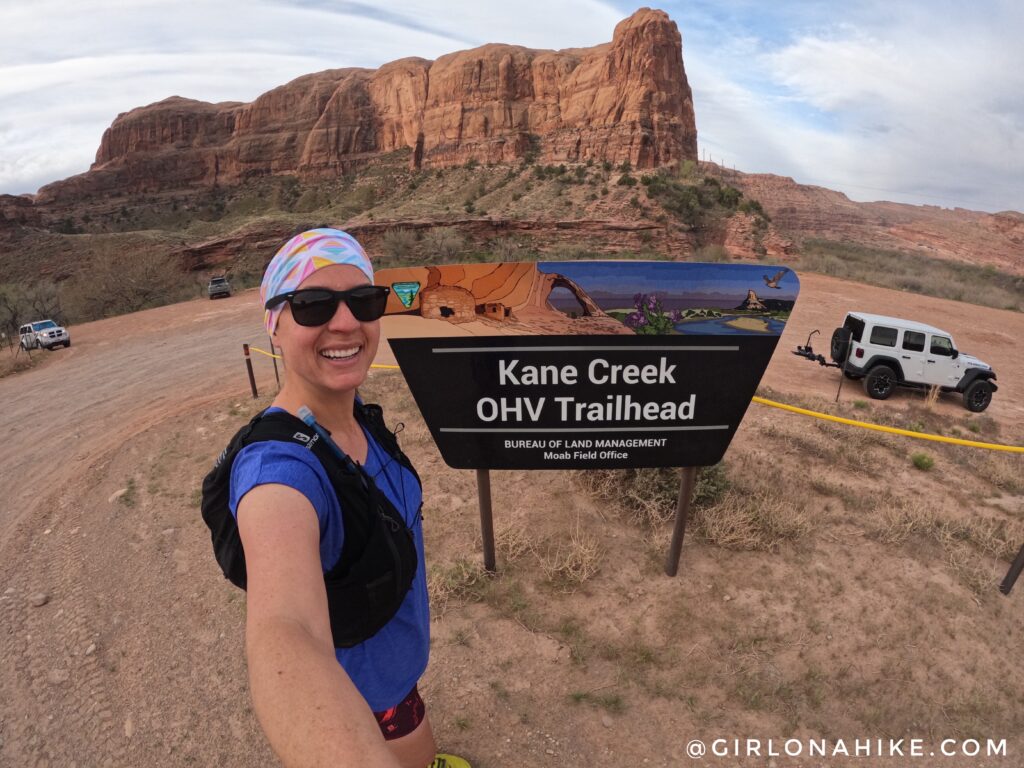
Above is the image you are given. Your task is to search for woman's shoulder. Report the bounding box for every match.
[230,438,336,519]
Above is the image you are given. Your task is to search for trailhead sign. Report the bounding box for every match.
[377,261,799,470]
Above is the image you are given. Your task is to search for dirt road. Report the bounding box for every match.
[0,274,1021,766]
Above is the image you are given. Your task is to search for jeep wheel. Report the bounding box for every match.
[963,380,993,413]
[863,365,897,400]
[830,327,852,364]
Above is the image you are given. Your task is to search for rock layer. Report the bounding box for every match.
[38,9,696,203]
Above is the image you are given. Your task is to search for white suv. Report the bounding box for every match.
[831,313,997,412]
[19,319,71,350]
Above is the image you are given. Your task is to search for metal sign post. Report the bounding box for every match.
[664,467,698,577]
[476,469,497,573]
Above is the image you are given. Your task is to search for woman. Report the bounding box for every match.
[226,228,466,768]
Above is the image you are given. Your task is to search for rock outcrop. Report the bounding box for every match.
[37,8,696,203]
[727,169,1024,275]
[736,289,767,311]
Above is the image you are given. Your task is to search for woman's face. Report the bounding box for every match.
[273,263,381,397]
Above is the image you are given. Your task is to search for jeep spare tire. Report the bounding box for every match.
[963,379,993,413]
[863,364,897,400]
[830,327,852,364]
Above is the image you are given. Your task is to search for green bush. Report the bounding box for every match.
[911,452,935,471]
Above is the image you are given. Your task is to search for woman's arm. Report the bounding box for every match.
[237,483,399,768]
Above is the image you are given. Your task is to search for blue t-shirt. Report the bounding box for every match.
[228,408,429,712]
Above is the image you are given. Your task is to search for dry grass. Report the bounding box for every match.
[494,518,532,564]
[0,347,36,378]
[694,487,812,552]
[535,520,603,590]
[959,451,1024,494]
[426,557,489,617]
[570,464,730,529]
[870,496,1022,595]
[789,239,1024,312]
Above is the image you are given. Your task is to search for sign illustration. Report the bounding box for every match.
[376,261,799,470]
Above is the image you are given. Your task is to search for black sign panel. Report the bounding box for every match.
[390,335,776,469]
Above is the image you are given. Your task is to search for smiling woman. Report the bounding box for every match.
[199,228,469,768]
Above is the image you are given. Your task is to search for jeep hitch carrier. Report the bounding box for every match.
[792,329,840,368]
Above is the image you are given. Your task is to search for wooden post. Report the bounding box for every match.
[476,469,496,573]
[1000,543,1024,595]
[243,343,258,399]
[269,335,281,389]
[664,466,698,577]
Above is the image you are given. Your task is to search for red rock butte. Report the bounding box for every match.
[37,8,697,203]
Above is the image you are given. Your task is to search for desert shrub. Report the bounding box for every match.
[0,282,65,338]
[911,452,935,471]
[491,236,526,261]
[571,463,729,529]
[349,185,377,211]
[422,227,464,261]
[676,159,697,179]
[739,198,769,220]
[717,185,742,209]
[60,250,184,322]
[380,228,418,262]
[617,173,638,187]
[272,176,301,211]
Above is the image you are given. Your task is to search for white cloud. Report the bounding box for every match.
[674,0,1024,211]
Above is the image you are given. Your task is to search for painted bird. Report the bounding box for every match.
[763,268,789,289]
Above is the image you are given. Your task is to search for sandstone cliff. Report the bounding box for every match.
[37,8,696,203]
[729,170,1024,275]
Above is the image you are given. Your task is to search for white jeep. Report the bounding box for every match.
[19,319,71,351]
[831,312,997,412]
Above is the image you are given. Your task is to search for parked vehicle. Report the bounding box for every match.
[830,313,997,412]
[19,319,71,350]
[208,276,232,299]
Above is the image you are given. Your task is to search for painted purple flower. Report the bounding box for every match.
[625,311,647,328]
[646,294,659,311]
[670,309,682,323]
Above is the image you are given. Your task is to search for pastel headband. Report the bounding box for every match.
[259,228,374,333]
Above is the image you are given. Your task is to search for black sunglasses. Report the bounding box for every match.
[265,285,391,326]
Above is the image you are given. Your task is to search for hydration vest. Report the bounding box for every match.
[200,402,419,648]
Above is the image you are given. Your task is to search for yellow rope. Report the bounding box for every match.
[752,396,1024,454]
[248,346,281,360]
[248,345,400,371]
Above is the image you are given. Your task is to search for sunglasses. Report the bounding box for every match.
[265,285,391,326]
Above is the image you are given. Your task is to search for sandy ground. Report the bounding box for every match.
[0,274,1022,767]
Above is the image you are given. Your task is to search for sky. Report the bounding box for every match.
[1,0,1021,213]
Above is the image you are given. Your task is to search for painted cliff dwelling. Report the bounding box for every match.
[381,262,631,336]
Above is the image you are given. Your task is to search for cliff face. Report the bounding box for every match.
[37,8,696,203]
[730,171,1024,275]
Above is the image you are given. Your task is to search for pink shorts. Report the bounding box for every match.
[373,685,425,741]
